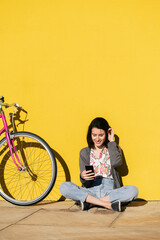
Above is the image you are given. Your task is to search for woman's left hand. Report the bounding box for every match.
[108,128,114,142]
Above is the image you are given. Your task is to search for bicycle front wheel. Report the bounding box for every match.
[0,131,57,206]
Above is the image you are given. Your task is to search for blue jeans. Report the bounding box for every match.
[60,177,138,203]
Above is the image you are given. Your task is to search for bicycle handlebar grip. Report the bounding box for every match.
[15,103,22,108]
[0,96,4,103]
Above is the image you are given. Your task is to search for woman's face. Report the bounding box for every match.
[91,127,106,149]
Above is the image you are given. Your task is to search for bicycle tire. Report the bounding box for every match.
[0,131,57,206]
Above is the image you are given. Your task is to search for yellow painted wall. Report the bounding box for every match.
[0,0,160,200]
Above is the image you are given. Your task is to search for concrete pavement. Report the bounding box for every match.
[0,200,160,240]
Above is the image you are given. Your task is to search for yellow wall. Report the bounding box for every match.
[0,0,160,200]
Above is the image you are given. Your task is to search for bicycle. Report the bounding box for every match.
[0,96,57,206]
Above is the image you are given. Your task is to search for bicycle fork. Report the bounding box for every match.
[0,110,22,170]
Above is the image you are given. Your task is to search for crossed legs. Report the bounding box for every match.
[60,181,138,210]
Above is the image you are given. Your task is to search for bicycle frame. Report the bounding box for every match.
[0,106,22,169]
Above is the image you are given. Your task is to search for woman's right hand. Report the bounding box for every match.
[81,170,95,180]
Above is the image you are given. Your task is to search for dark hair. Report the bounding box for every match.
[87,117,110,148]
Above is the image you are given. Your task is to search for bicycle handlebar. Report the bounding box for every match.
[0,96,22,109]
[0,102,22,108]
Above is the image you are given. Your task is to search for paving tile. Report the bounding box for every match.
[113,201,160,228]
[0,224,10,231]
[17,208,119,227]
[0,199,74,210]
[0,207,40,224]
[0,225,160,240]
[0,200,44,209]
[41,200,75,210]
[0,200,19,208]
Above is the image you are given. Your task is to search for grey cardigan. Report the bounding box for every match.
[79,141,122,189]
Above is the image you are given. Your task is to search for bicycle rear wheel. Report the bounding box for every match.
[0,131,57,206]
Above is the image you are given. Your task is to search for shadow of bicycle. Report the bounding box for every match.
[42,148,71,202]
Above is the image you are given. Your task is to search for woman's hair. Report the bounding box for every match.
[87,117,110,148]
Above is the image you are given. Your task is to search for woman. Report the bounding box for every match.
[60,117,138,212]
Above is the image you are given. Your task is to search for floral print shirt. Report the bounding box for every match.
[90,147,113,179]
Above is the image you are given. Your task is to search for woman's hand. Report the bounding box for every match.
[108,128,114,142]
[81,170,95,180]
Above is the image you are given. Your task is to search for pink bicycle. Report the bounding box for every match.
[0,96,57,206]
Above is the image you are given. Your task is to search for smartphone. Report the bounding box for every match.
[85,165,94,173]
